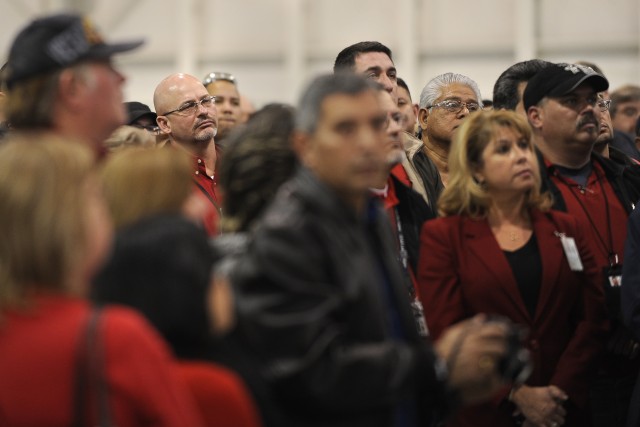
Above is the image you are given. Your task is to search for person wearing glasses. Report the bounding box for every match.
[154,73,221,235]
[125,101,161,134]
[524,62,640,427]
[203,72,242,148]
[417,73,483,200]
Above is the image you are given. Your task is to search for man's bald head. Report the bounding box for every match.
[153,73,203,115]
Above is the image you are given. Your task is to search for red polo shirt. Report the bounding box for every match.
[192,156,221,236]
[548,160,628,269]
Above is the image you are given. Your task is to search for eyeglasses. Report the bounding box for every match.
[202,72,237,87]
[132,124,162,135]
[161,95,216,116]
[597,99,612,112]
[558,95,611,112]
[427,100,482,114]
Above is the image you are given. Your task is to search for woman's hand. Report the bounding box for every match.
[512,384,567,427]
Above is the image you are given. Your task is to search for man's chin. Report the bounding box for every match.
[195,127,217,142]
[386,151,404,167]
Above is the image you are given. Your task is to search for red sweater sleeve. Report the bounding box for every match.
[177,362,263,427]
[103,307,204,427]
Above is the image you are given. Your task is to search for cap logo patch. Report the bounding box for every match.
[46,21,90,64]
[563,63,595,75]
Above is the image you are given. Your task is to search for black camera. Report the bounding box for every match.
[486,315,532,384]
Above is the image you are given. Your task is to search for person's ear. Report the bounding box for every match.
[57,68,87,111]
[527,105,543,131]
[291,130,311,165]
[156,116,171,134]
[472,167,485,185]
[418,107,430,133]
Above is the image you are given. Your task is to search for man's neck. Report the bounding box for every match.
[175,138,217,175]
[593,141,610,159]
[372,166,393,190]
[534,135,592,169]
[422,135,450,185]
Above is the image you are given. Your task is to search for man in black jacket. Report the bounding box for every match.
[525,62,640,427]
[232,73,511,427]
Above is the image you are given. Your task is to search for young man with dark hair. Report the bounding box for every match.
[334,41,397,95]
[492,59,550,114]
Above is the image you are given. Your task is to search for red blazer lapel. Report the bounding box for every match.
[530,209,565,323]
[462,216,532,321]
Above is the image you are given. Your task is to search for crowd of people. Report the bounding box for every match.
[2,11,640,427]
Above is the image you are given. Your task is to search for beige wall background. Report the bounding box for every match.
[1,0,639,109]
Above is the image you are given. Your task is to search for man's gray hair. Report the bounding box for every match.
[296,73,378,133]
[418,73,483,109]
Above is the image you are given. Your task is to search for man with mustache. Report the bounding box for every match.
[154,73,221,235]
[524,62,640,427]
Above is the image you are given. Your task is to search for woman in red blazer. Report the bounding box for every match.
[417,110,607,427]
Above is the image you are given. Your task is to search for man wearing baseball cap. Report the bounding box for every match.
[525,62,640,427]
[125,101,159,132]
[2,13,143,154]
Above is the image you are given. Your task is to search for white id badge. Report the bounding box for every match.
[559,235,584,272]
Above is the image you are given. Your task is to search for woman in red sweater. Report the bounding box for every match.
[0,136,203,427]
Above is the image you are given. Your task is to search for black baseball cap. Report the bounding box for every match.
[4,13,144,89]
[523,62,609,111]
[125,102,157,125]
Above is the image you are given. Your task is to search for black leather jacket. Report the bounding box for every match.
[231,167,449,427]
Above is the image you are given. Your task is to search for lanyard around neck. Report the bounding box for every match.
[554,167,618,266]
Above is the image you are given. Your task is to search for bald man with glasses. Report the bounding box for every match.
[154,73,221,235]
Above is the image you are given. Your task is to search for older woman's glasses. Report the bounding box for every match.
[428,99,482,114]
[161,95,216,116]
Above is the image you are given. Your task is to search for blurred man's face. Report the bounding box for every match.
[78,59,128,146]
[298,90,387,203]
